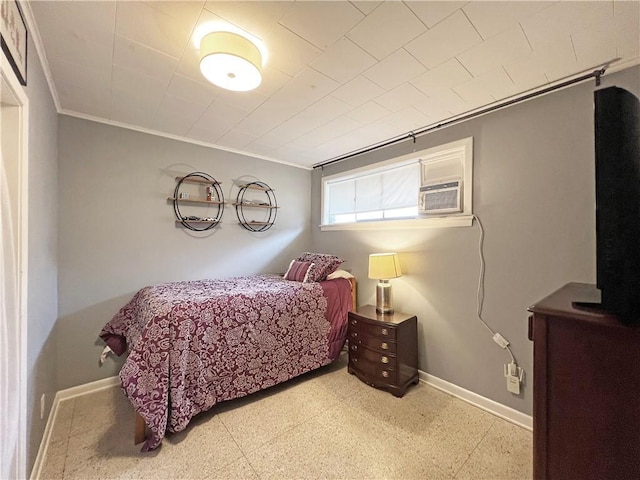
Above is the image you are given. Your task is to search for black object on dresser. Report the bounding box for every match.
[528,283,640,480]
[347,305,419,397]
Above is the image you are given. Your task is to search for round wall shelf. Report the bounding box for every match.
[233,181,277,232]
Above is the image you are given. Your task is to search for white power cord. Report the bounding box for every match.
[472,214,516,365]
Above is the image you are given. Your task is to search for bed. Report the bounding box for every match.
[99,253,354,451]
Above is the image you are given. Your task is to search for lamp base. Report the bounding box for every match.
[376,280,394,314]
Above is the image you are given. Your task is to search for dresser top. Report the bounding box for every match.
[528,282,632,328]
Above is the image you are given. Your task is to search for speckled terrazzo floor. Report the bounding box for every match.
[38,352,532,479]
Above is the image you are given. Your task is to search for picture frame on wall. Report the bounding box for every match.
[0,0,27,86]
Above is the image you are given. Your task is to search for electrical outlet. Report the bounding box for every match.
[506,374,520,394]
[504,363,524,394]
[40,394,46,419]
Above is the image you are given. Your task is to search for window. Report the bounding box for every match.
[325,162,419,225]
[321,137,473,230]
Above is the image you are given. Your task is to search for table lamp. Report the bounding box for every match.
[368,253,402,314]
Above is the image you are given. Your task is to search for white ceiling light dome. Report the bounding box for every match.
[199,30,264,92]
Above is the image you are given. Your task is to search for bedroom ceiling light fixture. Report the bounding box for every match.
[369,253,402,314]
[199,29,265,92]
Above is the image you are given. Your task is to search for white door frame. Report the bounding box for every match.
[1,54,29,480]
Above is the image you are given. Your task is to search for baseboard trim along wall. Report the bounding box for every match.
[419,370,533,431]
[30,376,119,480]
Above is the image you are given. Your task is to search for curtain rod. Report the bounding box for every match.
[313,59,618,170]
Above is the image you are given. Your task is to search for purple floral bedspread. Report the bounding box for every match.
[100,274,351,451]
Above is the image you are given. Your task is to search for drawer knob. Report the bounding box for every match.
[382,371,389,378]
[351,332,358,338]
[351,319,357,325]
[351,345,358,351]
[353,358,358,363]
[381,328,388,336]
[381,342,389,350]
[381,356,389,364]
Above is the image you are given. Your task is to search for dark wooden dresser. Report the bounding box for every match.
[528,283,640,480]
[347,305,419,397]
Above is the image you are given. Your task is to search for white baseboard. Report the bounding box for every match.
[55,375,120,401]
[419,370,533,431]
[30,376,119,480]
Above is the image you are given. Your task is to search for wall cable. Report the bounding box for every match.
[473,214,516,365]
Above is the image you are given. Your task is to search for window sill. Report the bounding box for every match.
[319,215,474,231]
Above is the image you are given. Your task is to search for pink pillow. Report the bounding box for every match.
[284,260,314,282]
[295,252,344,282]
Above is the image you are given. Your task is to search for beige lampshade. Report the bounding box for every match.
[368,253,402,280]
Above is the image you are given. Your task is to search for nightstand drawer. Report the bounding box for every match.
[349,356,397,385]
[349,317,397,340]
[349,345,396,367]
[349,334,397,354]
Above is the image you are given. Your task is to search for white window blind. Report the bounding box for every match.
[325,162,419,224]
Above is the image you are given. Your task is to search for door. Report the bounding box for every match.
[1,59,29,480]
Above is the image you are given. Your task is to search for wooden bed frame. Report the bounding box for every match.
[134,276,357,445]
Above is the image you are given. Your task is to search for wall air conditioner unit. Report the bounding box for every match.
[419,178,462,215]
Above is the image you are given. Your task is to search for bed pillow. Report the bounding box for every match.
[284,260,315,282]
[295,252,344,282]
[326,269,354,280]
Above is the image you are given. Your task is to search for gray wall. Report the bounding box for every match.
[24,36,59,473]
[311,66,640,416]
[56,116,312,389]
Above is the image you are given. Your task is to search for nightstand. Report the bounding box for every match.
[347,305,419,397]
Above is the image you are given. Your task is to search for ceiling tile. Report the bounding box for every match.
[115,1,192,58]
[49,57,112,94]
[411,59,473,96]
[31,0,116,47]
[452,78,495,106]
[572,4,639,68]
[475,68,520,102]
[406,1,467,28]
[111,65,171,108]
[427,88,470,116]
[145,1,205,27]
[310,38,377,84]
[347,2,427,60]
[246,70,286,100]
[204,1,292,38]
[259,96,353,147]
[529,36,581,82]
[350,1,383,16]
[215,130,258,150]
[382,106,430,133]
[463,1,552,40]
[345,101,392,124]
[521,1,614,50]
[278,1,363,49]
[373,83,430,113]
[405,10,483,70]
[503,56,549,92]
[456,26,532,77]
[214,89,269,114]
[58,84,111,119]
[113,36,179,79]
[261,24,322,77]
[152,113,195,138]
[189,100,249,140]
[288,116,362,149]
[331,76,385,107]
[412,96,453,121]
[156,95,208,127]
[32,27,113,72]
[165,74,219,107]
[110,103,155,129]
[362,48,427,91]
